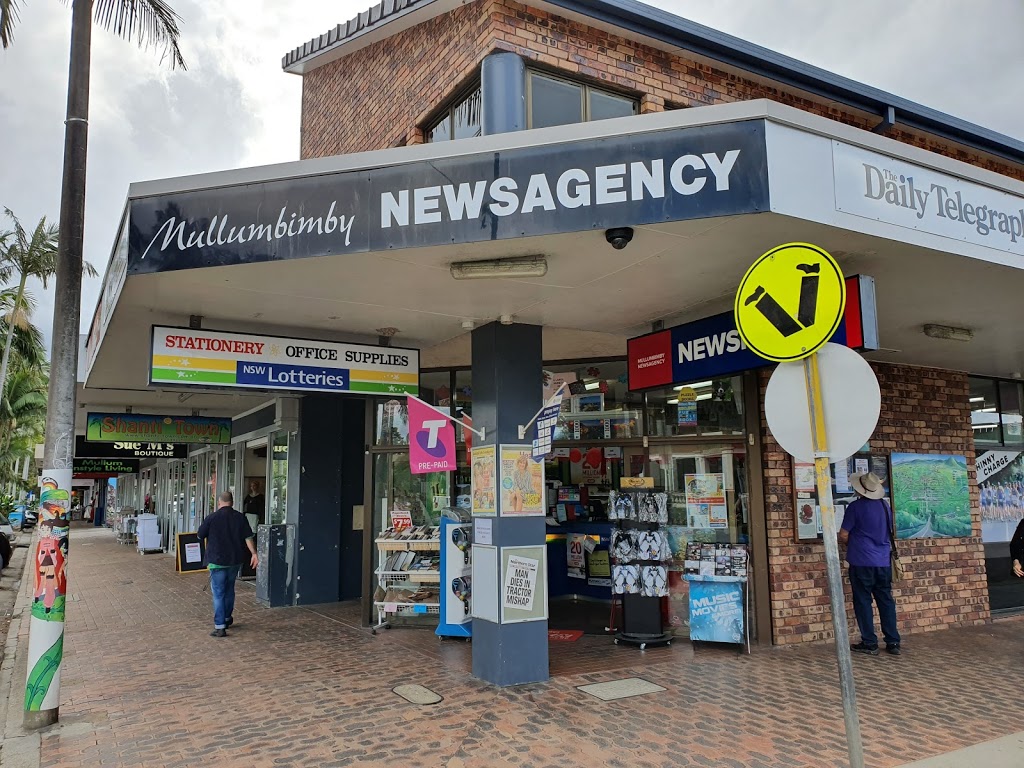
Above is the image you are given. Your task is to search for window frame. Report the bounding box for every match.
[968,374,1024,447]
[425,82,482,144]
[526,69,638,129]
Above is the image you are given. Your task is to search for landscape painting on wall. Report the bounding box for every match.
[891,453,971,539]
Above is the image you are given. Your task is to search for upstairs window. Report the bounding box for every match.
[528,71,637,129]
[426,86,482,143]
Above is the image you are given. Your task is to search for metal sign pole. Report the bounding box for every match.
[803,352,865,768]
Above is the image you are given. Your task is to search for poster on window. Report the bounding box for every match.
[471,445,497,517]
[499,445,545,516]
[567,533,586,579]
[685,474,727,529]
[977,450,1024,543]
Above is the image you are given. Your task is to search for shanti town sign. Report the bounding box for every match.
[127,121,768,274]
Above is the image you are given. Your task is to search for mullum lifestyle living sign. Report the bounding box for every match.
[150,326,420,396]
[127,121,769,274]
[86,413,232,445]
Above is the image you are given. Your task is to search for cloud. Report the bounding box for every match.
[1,0,1021,360]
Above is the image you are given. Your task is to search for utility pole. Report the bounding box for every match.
[24,0,91,729]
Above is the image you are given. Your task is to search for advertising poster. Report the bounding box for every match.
[891,453,971,539]
[567,533,586,579]
[793,462,816,492]
[688,579,744,645]
[676,387,698,427]
[586,549,611,587]
[184,542,202,564]
[685,474,727,529]
[499,444,545,516]
[501,545,548,624]
[408,396,457,474]
[470,445,497,517]
[978,450,1024,543]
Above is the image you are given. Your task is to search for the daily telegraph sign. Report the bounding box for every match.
[629,275,878,391]
[150,326,420,396]
[834,142,1024,259]
[127,121,769,273]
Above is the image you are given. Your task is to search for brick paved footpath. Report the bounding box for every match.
[0,525,1022,768]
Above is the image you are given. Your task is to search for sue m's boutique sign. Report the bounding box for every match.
[150,326,419,396]
[127,121,768,274]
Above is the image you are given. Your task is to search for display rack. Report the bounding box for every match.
[436,515,472,639]
[608,487,673,650]
[372,526,442,634]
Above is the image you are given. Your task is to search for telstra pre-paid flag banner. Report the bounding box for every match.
[150,326,419,396]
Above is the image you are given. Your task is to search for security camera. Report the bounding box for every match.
[605,227,634,250]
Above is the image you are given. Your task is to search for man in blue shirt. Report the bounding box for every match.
[839,472,901,656]
[197,491,258,638]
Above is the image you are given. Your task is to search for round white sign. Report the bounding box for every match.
[764,342,880,464]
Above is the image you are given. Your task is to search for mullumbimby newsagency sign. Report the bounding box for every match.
[126,121,768,274]
[150,326,419,396]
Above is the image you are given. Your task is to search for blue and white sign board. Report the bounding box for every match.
[685,575,746,646]
[532,402,563,459]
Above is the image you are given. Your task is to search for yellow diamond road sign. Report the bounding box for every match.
[734,243,846,363]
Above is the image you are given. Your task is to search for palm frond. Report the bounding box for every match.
[91,0,187,70]
[0,0,21,49]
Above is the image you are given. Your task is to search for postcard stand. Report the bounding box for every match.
[608,487,673,650]
[682,544,750,654]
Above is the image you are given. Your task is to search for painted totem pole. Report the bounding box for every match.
[25,473,71,712]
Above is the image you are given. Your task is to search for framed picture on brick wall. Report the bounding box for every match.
[792,453,888,542]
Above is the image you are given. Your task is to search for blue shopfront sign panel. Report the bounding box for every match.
[687,578,745,644]
[127,121,769,274]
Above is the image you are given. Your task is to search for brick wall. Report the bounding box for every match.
[299,0,1024,183]
[299,3,492,158]
[762,363,990,645]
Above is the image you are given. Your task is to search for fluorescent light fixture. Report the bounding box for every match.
[675,381,713,390]
[584,380,601,391]
[972,424,998,429]
[450,255,548,280]
[696,393,712,400]
[923,324,973,342]
[667,399,678,405]
[969,396,985,403]
[981,407,997,413]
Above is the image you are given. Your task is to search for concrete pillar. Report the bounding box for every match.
[470,322,549,686]
[481,52,527,136]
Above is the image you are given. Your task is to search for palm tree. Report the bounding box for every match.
[0,211,95,398]
[0,288,47,372]
[1,0,185,67]
[2,0,186,729]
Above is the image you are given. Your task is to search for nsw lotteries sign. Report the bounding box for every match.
[150,326,419,396]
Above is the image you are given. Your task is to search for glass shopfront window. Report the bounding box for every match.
[546,361,643,441]
[644,376,745,438]
[970,376,1002,446]
[270,432,290,525]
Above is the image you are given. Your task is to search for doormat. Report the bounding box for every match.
[577,678,666,701]
[548,630,584,642]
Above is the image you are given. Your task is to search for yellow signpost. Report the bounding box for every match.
[734,242,846,362]
[736,243,865,768]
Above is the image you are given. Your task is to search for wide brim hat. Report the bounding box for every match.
[850,472,885,500]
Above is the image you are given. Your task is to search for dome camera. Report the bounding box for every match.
[605,227,634,250]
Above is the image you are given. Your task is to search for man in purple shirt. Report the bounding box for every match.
[839,472,901,656]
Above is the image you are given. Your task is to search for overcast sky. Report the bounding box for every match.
[1,0,1021,356]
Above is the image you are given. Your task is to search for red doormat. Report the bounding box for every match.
[548,630,584,642]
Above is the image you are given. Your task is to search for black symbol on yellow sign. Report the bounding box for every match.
[734,243,845,363]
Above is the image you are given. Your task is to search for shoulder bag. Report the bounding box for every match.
[885,500,905,581]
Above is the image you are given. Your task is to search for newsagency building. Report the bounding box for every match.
[79,0,1024,685]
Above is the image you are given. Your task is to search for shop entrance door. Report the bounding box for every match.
[242,439,268,533]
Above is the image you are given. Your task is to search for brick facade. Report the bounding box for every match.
[299,0,1024,183]
[762,363,989,645]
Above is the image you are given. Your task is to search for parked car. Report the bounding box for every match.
[0,513,17,546]
[21,508,36,530]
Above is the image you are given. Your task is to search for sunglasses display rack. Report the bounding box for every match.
[372,524,442,634]
[436,515,473,639]
[608,488,674,650]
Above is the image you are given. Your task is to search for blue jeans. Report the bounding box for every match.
[209,566,240,629]
[849,565,900,648]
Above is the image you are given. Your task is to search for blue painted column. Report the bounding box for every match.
[481,51,527,136]
[470,322,549,686]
